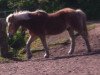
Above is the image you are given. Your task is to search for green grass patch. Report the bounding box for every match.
[87,24,96,31]
[0,57,10,63]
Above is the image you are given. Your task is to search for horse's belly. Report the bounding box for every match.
[45,26,66,35]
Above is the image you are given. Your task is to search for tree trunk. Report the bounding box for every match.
[0,18,9,58]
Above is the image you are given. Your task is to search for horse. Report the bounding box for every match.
[6,8,91,59]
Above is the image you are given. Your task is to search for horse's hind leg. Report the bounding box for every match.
[81,33,91,53]
[67,28,76,55]
[39,35,49,58]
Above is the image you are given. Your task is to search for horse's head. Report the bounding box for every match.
[6,14,20,38]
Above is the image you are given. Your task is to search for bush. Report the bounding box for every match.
[8,31,26,57]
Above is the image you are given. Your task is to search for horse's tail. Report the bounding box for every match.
[76,9,88,36]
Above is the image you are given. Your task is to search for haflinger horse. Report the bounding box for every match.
[6,8,91,59]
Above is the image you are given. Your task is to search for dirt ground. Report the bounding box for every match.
[0,22,100,75]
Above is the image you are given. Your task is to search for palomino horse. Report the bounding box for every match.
[6,8,91,59]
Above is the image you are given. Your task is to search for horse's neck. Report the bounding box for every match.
[19,20,29,29]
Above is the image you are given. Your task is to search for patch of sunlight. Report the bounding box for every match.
[31,38,43,50]
[30,37,69,50]
[87,24,96,31]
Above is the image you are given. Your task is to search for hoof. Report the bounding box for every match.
[83,52,92,55]
[68,51,73,55]
[44,54,49,58]
[27,54,32,59]
[87,50,91,53]
[87,50,92,55]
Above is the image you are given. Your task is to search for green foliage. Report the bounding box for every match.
[78,0,100,20]
[0,0,8,11]
[8,31,26,57]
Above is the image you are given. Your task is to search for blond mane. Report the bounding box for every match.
[6,10,47,22]
[33,9,47,13]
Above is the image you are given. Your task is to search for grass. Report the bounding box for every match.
[0,57,11,63]
[0,22,96,62]
[87,24,96,31]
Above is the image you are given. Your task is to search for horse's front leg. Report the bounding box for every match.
[39,35,49,58]
[67,29,76,55]
[25,35,37,59]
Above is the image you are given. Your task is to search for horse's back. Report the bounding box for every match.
[44,8,77,35]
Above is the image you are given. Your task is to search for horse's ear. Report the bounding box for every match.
[15,10,17,12]
[15,9,19,13]
[15,10,18,13]
[10,15,15,21]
